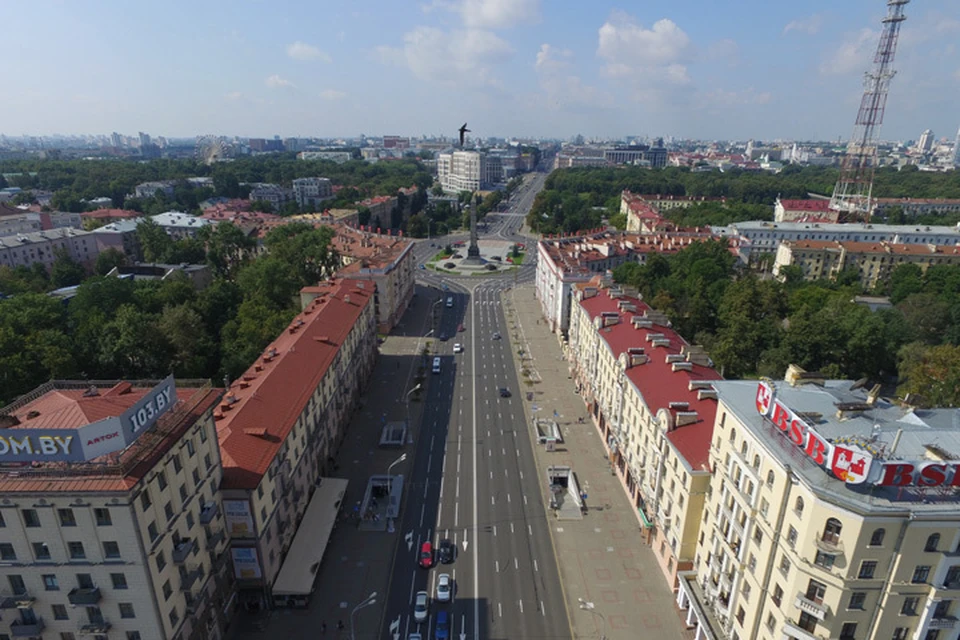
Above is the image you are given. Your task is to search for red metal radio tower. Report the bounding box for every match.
[829,0,909,222]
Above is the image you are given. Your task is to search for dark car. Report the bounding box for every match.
[419,541,433,569]
[438,539,455,564]
[492,332,501,340]
[439,333,448,341]
[499,388,512,398]
[435,611,449,640]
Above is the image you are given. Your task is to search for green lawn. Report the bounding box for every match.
[431,250,453,263]
[508,252,525,265]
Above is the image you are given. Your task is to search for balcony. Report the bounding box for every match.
[11,617,45,637]
[0,591,34,609]
[814,534,845,556]
[782,621,822,640]
[794,593,830,621]
[940,579,960,591]
[199,502,220,525]
[180,566,204,592]
[206,528,226,548]
[929,617,958,630]
[67,587,102,606]
[173,539,196,564]
[77,619,112,635]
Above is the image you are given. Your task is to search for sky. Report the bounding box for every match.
[4,0,959,142]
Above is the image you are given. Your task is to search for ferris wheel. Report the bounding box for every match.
[195,135,231,164]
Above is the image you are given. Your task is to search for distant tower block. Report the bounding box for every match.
[830,0,909,222]
[953,126,960,168]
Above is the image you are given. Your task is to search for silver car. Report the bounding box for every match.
[436,573,452,602]
[414,590,429,623]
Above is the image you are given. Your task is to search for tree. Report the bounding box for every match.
[199,222,256,279]
[165,237,207,264]
[0,264,51,295]
[406,213,429,238]
[432,183,445,197]
[158,304,213,377]
[236,257,300,310]
[264,223,339,287]
[898,344,960,407]
[220,297,296,378]
[136,218,174,263]
[249,199,274,213]
[96,304,171,377]
[897,293,950,344]
[50,249,86,288]
[95,248,128,275]
[887,263,924,303]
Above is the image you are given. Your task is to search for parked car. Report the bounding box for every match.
[439,333,448,341]
[419,542,433,569]
[438,539,455,564]
[436,573,452,602]
[414,591,429,622]
[435,610,450,639]
[457,323,465,332]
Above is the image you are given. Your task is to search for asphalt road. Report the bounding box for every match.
[381,171,565,640]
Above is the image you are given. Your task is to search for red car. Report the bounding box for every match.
[457,323,465,333]
[419,541,433,569]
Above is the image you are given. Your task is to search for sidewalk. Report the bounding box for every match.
[227,286,436,640]
[504,284,694,640]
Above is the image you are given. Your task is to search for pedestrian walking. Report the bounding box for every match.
[337,620,345,631]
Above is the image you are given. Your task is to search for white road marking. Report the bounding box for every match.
[524,495,528,505]
[423,483,428,498]
[427,454,432,473]
[541,601,545,617]
[534,559,538,572]
[493,525,497,537]
[515,557,518,570]
[456,476,460,498]
[528,524,533,536]
[495,560,500,573]
[507,493,511,503]
[519,599,524,614]
[491,495,495,505]
[455,501,459,527]
[510,522,514,533]
[498,602,502,618]
[519,470,523,480]
[420,503,426,526]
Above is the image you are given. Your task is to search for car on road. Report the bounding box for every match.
[419,541,433,568]
[419,264,426,270]
[436,573,452,602]
[499,387,512,398]
[439,333,448,341]
[453,343,462,353]
[435,610,450,639]
[414,591,429,622]
[457,323,465,332]
[409,634,422,640]
[438,539,455,564]
[492,332,501,340]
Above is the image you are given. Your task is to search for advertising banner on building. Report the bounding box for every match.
[231,547,262,580]
[224,500,255,536]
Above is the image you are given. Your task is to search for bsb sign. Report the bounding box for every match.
[756,382,960,488]
[0,376,178,464]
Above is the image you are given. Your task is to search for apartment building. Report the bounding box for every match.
[873,198,960,218]
[134,182,176,200]
[773,239,960,288]
[0,228,100,270]
[678,369,960,640]
[291,178,333,211]
[215,277,377,609]
[437,150,498,192]
[356,195,397,228]
[536,230,737,335]
[152,212,215,241]
[0,203,42,237]
[0,377,230,640]
[310,224,415,333]
[248,185,292,211]
[773,198,839,223]
[567,278,720,588]
[296,151,352,164]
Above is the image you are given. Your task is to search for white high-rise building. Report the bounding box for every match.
[917,128,935,153]
[436,150,498,192]
[953,126,960,168]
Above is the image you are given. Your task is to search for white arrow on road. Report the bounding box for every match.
[405,531,414,552]
[462,530,468,552]
[390,616,401,640]
[460,615,467,640]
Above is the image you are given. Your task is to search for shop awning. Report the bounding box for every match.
[638,507,653,528]
[271,478,348,596]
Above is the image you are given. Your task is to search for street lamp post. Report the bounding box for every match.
[404,383,422,431]
[350,591,377,640]
[385,452,407,534]
[578,598,607,640]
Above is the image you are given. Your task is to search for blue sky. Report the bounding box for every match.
[5,0,959,141]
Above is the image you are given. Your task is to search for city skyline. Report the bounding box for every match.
[4,0,959,141]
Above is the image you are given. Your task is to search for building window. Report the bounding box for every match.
[111,573,128,590]
[148,522,159,542]
[926,534,941,552]
[814,551,835,569]
[742,582,751,602]
[735,606,745,625]
[795,496,804,515]
[779,555,791,577]
[925,631,941,640]
[912,566,931,584]
[185,512,194,529]
[753,528,763,544]
[858,561,877,579]
[156,552,166,572]
[43,574,59,590]
[892,628,909,640]
[179,485,187,503]
[58,508,77,527]
[0,511,4,527]
[192,469,201,487]
[901,597,919,616]
[103,541,120,559]
[772,584,783,607]
[172,455,182,473]
[127,633,142,640]
[766,470,774,486]
[140,492,152,511]
[77,573,94,589]
[119,603,135,619]
[169,607,180,628]
[869,528,885,547]
[797,611,818,632]
[933,600,951,618]
[946,566,960,586]
[164,502,174,522]
[94,509,112,527]
[805,579,826,604]
[747,554,757,573]
[0,543,15,561]
[157,472,167,491]
[187,439,196,457]
[848,592,866,610]
[22,509,40,527]
[205,454,212,470]
[67,541,86,559]
[840,622,857,639]
[162,580,172,600]
[822,517,842,544]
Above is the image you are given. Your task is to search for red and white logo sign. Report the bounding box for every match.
[831,445,872,485]
[755,382,773,416]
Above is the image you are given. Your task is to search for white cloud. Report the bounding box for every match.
[461,0,540,29]
[534,44,572,73]
[376,26,513,86]
[320,89,347,101]
[783,14,823,36]
[821,28,876,75]
[701,87,773,108]
[286,41,332,62]
[266,74,295,88]
[597,12,693,91]
[533,44,612,111]
[225,91,244,101]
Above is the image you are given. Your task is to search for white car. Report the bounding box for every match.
[408,635,422,640]
[436,573,452,602]
[413,590,429,623]
[453,343,463,354]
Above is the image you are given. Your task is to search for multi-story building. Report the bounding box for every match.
[639,194,728,213]
[536,230,738,335]
[711,220,960,264]
[567,279,720,590]
[436,150,499,192]
[773,198,839,224]
[93,219,145,260]
[679,369,960,640]
[917,129,936,154]
[0,203,43,237]
[0,228,100,270]
[0,377,230,640]
[297,151,353,164]
[357,195,398,228]
[553,154,608,170]
[873,198,960,218]
[215,277,377,609]
[248,185,292,211]
[134,182,176,200]
[622,192,667,233]
[291,178,333,211]
[317,224,415,333]
[773,239,960,288]
[152,212,215,241]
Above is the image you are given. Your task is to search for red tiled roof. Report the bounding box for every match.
[215,278,374,490]
[785,239,960,256]
[11,382,153,430]
[778,199,832,212]
[577,284,720,471]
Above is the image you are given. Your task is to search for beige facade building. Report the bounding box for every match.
[567,278,720,589]
[0,378,230,640]
[215,277,377,609]
[773,239,960,289]
[0,227,100,269]
[677,368,960,640]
